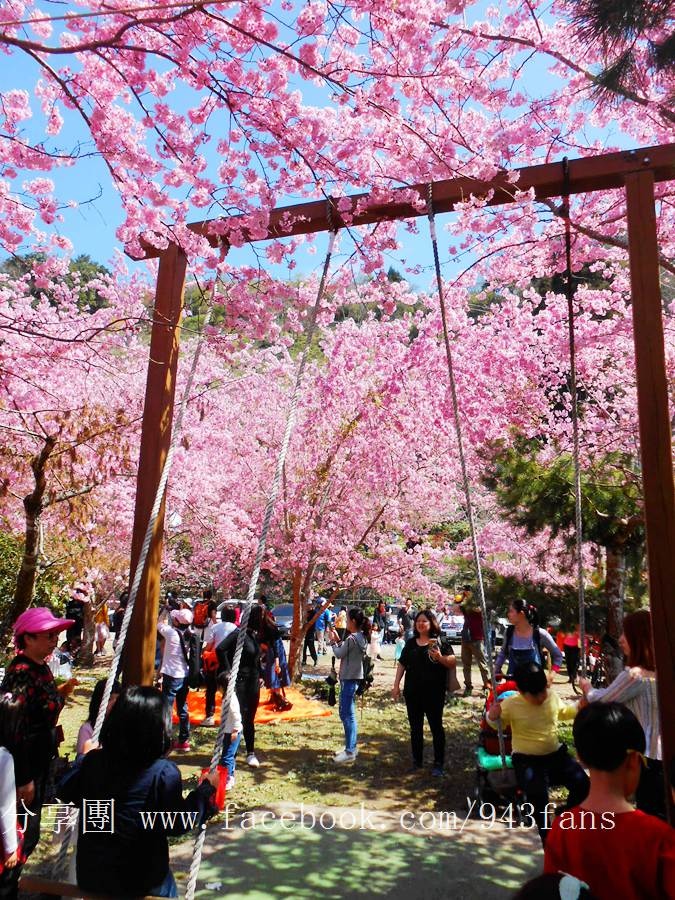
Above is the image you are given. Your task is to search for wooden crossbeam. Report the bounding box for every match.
[131,143,675,260]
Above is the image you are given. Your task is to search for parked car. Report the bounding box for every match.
[270,603,294,639]
[440,613,464,642]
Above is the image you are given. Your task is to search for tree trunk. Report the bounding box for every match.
[288,568,306,681]
[4,437,56,638]
[79,601,96,667]
[605,546,626,638]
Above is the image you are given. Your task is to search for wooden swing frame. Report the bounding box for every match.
[125,142,675,819]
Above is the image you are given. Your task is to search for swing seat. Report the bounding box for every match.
[476,745,513,771]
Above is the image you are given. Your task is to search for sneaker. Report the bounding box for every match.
[225,774,235,790]
[431,766,444,777]
[463,686,473,697]
[246,753,260,768]
[407,762,422,773]
[202,716,216,727]
[172,740,190,751]
[334,750,356,764]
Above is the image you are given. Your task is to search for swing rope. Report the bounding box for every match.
[184,215,338,900]
[562,158,587,678]
[426,184,507,768]
[51,255,223,882]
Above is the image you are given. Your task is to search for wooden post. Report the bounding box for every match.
[123,244,187,685]
[625,170,675,822]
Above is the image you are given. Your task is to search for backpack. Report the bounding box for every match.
[356,650,375,697]
[193,601,209,628]
[177,628,202,688]
[504,624,546,669]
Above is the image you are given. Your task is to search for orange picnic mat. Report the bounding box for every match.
[172,687,332,726]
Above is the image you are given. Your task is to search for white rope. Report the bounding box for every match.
[427,186,508,766]
[50,256,221,882]
[562,158,587,678]
[184,223,337,900]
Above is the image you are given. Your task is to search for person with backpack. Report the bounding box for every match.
[327,608,371,764]
[202,607,237,726]
[157,608,196,751]
[216,606,264,768]
[495,600,562,680]
[391,608,457,777]
[192,590,214,637]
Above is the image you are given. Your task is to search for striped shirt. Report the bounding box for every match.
[587,668,661,760]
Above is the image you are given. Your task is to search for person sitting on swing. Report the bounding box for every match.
[487,662,588,845]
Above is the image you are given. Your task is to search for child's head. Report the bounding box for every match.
[573,702,645,797]
[100,686,171,769]
[87,678,121,726]
[514,663,548,704]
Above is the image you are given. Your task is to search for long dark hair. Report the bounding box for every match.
[413,608,441,638]
[0,694,24,750]
[87,678,121,726]
[348,607,371,642]
[511,598,539,627]
[100,686,171,770]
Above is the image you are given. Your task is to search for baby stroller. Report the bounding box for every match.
[470,680,525,818]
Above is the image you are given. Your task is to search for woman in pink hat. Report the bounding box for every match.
[0,607,77,889]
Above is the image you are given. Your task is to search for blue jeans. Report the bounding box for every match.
[148,869,178,898]
[162,674,190,742]
[339,679,359,753]
[219,731,242,775]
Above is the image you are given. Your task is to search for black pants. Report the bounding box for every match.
[303,633,317,664]
[237,683,260,754]
[404,688,446,767]
[204,668,218,717]
[563,645,580,682]
[512,744,589,844]
[636,757,666,820]
[0,774,47,900]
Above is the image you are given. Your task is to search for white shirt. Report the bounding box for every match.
[158,622,189,678]
[0,747,17,855]
[204,621,236,650]
[223,692,243,734]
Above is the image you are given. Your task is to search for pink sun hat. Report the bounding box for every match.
[13,607,75,640]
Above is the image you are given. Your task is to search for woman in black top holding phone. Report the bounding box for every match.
[392,608,456,776]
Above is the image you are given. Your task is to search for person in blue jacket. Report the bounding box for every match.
[59,686,218,898]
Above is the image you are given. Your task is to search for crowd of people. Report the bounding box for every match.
[0,590,671,898]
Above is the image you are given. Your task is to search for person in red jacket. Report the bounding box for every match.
[456,586,490,696]
[544,701,675,900]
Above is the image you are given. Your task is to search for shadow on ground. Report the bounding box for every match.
[171,817,541,899]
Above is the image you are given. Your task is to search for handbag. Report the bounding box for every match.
[440,637,461,693]
[326,658,338,706]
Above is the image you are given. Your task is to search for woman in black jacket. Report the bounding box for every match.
[216,605,264,767]
[60,686,217,897]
